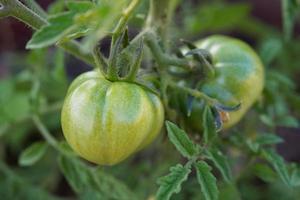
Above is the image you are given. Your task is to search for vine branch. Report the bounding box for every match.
[32,115,59,150]
[110,0,141,51]
[144,31,193,68]
[168,81,218,106]
[23,0,47,19]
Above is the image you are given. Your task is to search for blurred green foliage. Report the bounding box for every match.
[0,0,300,199]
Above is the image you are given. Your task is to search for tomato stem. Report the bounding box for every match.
[32,115,60,151]
[168,81,218,106]
[109,0,141,57]
[23,0,47,20]
[145,0,179,51]
[144,31,193,68]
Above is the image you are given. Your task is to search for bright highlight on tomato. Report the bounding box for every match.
[185,35,264,130]
[61,71,164,165]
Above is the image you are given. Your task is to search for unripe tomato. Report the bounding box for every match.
[183,35,264,130]
[61,71,164,165]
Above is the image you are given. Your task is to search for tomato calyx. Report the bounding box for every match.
[92,28,145,83]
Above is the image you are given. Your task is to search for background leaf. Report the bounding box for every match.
[19,141,48,166]
[262,148,291,186]
[58,155,137,200]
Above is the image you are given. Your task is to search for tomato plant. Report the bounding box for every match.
[0,0,300,200]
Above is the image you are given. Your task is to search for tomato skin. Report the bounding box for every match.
[183,35,264,130]
[61,71,164,165]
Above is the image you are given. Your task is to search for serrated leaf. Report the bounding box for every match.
[205,148,232,183]
[165,121,198,159]
[27,2,94,49]
[19,141,48,166]
[26,12,74,49]
[203,106,217,143]
[262,148,291,186]
[195,161,219,200]
[255,133,284,146]
[58,155,137,200]
[156,164,191,200]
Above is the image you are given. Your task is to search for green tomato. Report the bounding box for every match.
[183,35,264,130]
[61,70,164,165]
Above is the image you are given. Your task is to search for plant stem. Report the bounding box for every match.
[144,31,192,68]
[146,0,179,50]
[0,0,95,66]
[1,0,47,28]
[59,41,94,65]
[23,0,47,19]
[0,2,9,17]
[168,81,218,105]
[110,0,140,52]
[32,115,76,157]
[32,115,60,150]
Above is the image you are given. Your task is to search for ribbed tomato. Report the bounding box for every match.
[61,70,164,165]
[182,35,264,130]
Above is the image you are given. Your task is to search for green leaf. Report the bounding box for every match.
[19,142,48,166]
[58,155,137,200]
[27,2,94,49]
[278,115,299,128]
[255,133,284,146]
[205,148,232,183]
[0,161,60,200]
[252,163,278,183]
[219,183,241,200]
[262,148,291,186]
[259,114,275,127]
[290,167,300,186]
[185,2,251,34]
[156,164,191,200]
[258,37,282,65]
[26,12,75,49]
[165,121,198,159]
[66,1,94,12]
[202,106,217,144]
[195,161,219,200]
